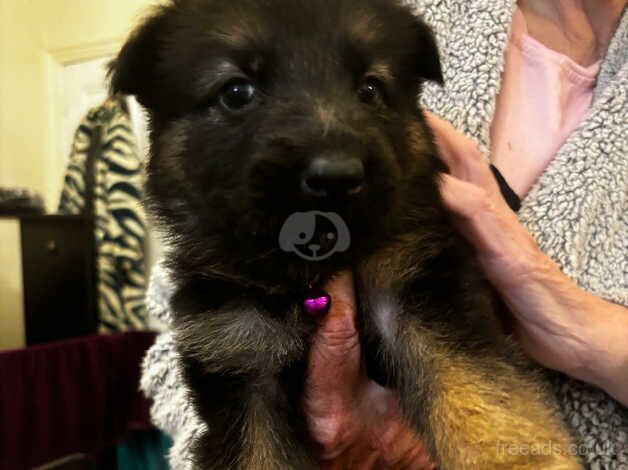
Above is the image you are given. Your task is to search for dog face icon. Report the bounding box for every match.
[279,212,351,261]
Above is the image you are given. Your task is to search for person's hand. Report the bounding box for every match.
[424,112,543,291]
[424,111,628,406]
[304,271,435,469]
[424,110,581,371]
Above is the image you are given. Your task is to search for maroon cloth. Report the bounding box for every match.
[0,332,156,470]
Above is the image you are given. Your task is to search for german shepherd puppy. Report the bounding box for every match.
[110,0,580,468]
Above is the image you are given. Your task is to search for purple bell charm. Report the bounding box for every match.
[303,286,331,317]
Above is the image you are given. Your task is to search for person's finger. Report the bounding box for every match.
[366,387,435,470]
[424,112,482,176]
[317,270,358,342]
[424,112,461,171]
[378,424,433,469]
[305,271,363,449]
[439,173,493,219]
[438,173,521,256]
[424,112,498,191]
[308,271,360,385]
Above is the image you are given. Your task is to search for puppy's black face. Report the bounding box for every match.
[111,0,444,286]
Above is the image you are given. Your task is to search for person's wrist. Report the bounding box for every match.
[523,262,626,399]
[529,256,600,373]
[493,249,594,372]
[481,234,554,294]
[576,294,628,403]
[510,249,628,403]
[554,284,603,382]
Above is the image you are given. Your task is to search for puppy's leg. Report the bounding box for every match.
[174,303,317,470]
[379,316,581,470]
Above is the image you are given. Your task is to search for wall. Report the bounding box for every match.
[0,0,161,210]
[0,220,24,350]
[0,0,162,348]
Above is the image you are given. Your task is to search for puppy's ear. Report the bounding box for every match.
[108,8,170,108]
[414,20,443,85]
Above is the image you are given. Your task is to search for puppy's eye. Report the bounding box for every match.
[358,77,385,106]
[219,79,256,110]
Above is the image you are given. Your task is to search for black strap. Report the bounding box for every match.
[490,164,521,213]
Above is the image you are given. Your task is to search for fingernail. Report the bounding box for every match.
[303,286,331,317]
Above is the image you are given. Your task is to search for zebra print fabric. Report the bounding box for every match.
[59,96,149,332]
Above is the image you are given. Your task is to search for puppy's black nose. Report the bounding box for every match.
[302,157,365,197]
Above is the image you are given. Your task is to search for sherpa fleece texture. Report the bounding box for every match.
[141,1,628,468]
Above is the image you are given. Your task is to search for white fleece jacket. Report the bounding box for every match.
[141,1,628,468]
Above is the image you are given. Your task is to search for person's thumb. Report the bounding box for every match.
[305,271,362,415]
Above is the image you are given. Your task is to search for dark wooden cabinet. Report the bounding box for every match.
[1,128,101,346]
[20,215,98,345]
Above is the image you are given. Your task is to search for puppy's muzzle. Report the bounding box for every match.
[301,154,365,198]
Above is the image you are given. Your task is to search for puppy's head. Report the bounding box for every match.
[110,0,443,283]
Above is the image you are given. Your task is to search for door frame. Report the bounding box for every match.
[44,38,122,208]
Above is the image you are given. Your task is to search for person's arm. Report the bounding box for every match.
[426,112,628,406]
